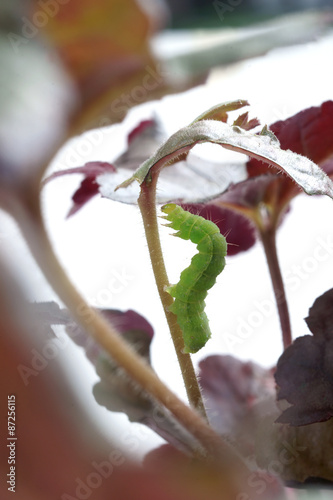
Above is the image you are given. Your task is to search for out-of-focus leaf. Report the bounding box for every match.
[199,355,275,453]
[44,118,164,210]
[114,118,164,171]
[93,381,204,457]
[114,101,252,175]
[199,354,333,483]
[128,119,158,145]
[0,2,76,189]
[179,202,256,256]
[67,308,154,366]
[44,161,116,217]
[256,415,333,484]
[47,112,248,207]
[156,10,333,84]
[71,311,205,455]
[99,155,246,205]
[117,119,333,200]
[37,0,167,132]
[213,174,294,230]
[321,158,333,177]
[35,302,202,455]
[35,302,154,372]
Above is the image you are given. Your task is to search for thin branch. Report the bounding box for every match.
[259,227,292,350]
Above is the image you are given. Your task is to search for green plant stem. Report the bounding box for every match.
[138,179,207,419]
[259,227,292,350]
[10,191,238,463]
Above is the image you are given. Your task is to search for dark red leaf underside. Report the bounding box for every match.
[44,161,116,217]
[128,119,156,144]
[179,202,256,256]
[247,100,333,178]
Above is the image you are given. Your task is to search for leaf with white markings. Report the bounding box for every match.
[117,119,333,200]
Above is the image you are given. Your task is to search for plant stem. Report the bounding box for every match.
[138,179,207,419]
[259,227,292,349]
[10,192,236,462]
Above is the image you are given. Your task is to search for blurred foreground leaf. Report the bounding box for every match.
[36,0,168,132]
[0,1,75,192]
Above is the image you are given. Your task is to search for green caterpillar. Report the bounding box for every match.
[161,203,227,354]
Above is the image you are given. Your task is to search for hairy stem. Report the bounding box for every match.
[138,178,207,419]
[260,227,292,349]
[10,192,235,462]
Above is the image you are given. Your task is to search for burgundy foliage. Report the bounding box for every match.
[127,119,156,144]
[44,161,116,217]
[247,101,333,178]
[275,289,333,426]
[199,355,275,437]
[180,202,256,255]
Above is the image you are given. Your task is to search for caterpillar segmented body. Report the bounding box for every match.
[161,203,227,353]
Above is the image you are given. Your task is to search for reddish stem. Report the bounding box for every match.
[259,227,292,350]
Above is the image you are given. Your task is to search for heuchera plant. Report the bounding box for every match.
[4,1,333,498]
[42,99,333,489]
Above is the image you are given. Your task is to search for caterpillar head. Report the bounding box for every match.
[161,203,177,215]
[161,203,192,233]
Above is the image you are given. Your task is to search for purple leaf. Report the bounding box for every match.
[44,161,116,217]
[199,355,275,438]
[32,302,199,454]
[66,308,154,365]
[113,117,164,173]
[275,289,333,426]
[214,175,284,215]
[267,101,333,166]
[199,354,333,482]
[127,119,157,145]
[246,101,333,194]
[305,288,333,340]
